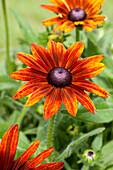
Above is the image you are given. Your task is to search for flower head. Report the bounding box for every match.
[9,40,110,120]
[0,124,64,170]
[41,0,105,32]
[82,149,96,164]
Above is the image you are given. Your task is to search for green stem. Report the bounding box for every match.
[82,164,89,170]
[47,115,56,162]
[17,107,28,128]
[2,0,12,74]
[75,27,80,42]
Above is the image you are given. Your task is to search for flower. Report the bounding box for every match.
[0,124,64,170]
[82,149,96,164]
[41,0,105,33]
[9,40,110,120]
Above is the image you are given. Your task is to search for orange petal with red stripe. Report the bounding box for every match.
[61,86,78,117]
[31,43,54,69]
[12,80,48,99]
[33,162,64,170]
[72,79,110,98]
[64,42,84,69]
[17,53,49,74]
[41,4,66,15]
[71,85,96,113]
[25,84,53,107]
[44,88,62,120]
[19,147,54,170]
[9,68,47,81]
[71,55,104,74]
[42,17,63,26]
[12,140,40,170]
[0,125,18,170]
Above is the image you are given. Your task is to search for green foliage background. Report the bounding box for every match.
[1,0,113,170]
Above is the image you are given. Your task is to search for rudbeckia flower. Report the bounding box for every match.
[41,0,105,32]
[0,124,64,170]
[9,40,110,120]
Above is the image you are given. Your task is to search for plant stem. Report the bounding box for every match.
[17,107,28,128]
[82,164,89,170]
[47,115,56,162]
[2,0,12,74]
[76,27,80,42]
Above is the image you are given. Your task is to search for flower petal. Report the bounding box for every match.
[41,4,66,15]
[0,125,18,170]
[31,43,54,69]
[71,85,96,113]
[73,63,106,79]
[42,17,63,26]
[44,88,62,120]
[19,147,54,170]
[17,53,48,74]
[25,84,54,107]
[33,162,64,170]
[61,86,78,117]
[12,80,48,99]
[47,40,63,67]
[64,42,84,69]
[9,68,47,81]
[60,20,75,33]
[71,55,104,75]
[72,79,110,98]
[12,140,40,170]
[57,42,66,67]
[49,0,70,13]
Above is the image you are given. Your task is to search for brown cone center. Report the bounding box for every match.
[68,8,87,22]
[47,67,72,88]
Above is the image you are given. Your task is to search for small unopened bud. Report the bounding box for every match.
[82,149,96,164]
[48,30,64,43]
[67,124,79,136]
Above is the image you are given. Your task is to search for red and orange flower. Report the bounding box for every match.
[41,0,105,32]
[0,124,64,170]
[9,40,110,120]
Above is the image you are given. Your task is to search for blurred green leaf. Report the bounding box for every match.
[56,127,105,161]
[11,9,37,45]
[0,76,19,90]
[62,98,113,124]
[8,110,20,125]
[100,140,113,168]
[92,134,103,151]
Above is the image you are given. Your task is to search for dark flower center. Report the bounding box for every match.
[87,151,94,157]
[47,67,72,88]
[68,8,87,22]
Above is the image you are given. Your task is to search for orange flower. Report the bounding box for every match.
[41,0,105,32]
[0,124,64,170]
[9,40,110,120]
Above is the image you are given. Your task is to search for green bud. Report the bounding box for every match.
[82,149,96,164]
[67,124,79,136]
[36,104,44,115]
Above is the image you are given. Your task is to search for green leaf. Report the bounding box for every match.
[62,98,113,124]
[0,118,9,138]
[11,9,37,45]
[56,127,105,161]
[0,76,19,90]
[92,134,103,151]
[8,110,20,125]
[100,140,113,168]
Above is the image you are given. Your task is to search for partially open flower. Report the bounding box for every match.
[82,149,96,164]
[9,40,110,120]
[0,124,64,170]
[41,0,105,33]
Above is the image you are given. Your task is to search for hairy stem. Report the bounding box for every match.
[47,115,56,162]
